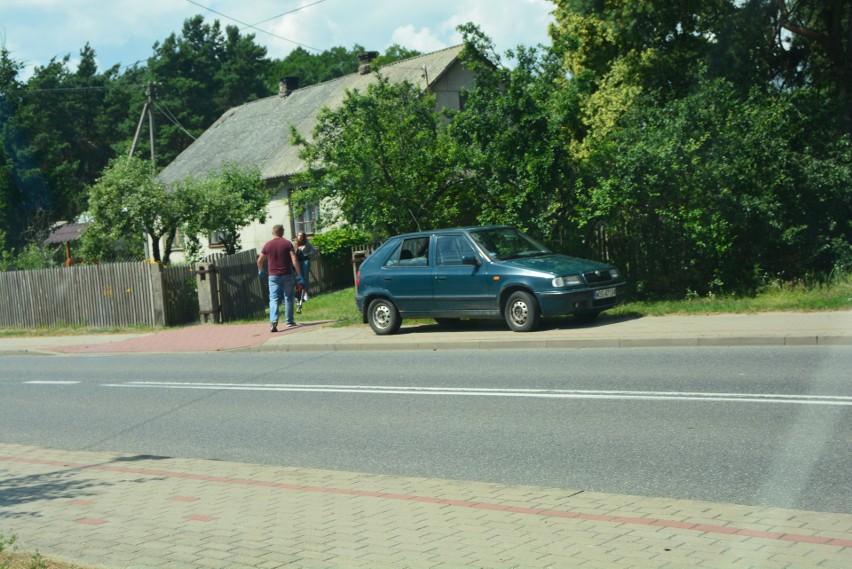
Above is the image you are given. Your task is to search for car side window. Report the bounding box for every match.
[385,237,429,267]
[437,235,475,266]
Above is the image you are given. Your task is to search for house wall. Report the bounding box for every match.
[243,185,294,249]
[164,184,294,264]
[431,63,476,111]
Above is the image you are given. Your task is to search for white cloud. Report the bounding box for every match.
[390,25,448,53]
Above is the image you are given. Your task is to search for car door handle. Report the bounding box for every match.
[435,276,447,280]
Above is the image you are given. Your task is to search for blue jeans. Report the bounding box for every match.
[268,274,296,325]
[299,259,311,292]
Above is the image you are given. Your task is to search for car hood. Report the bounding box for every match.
[497,254,614,276]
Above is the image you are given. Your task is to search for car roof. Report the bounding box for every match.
[389,225,513,240]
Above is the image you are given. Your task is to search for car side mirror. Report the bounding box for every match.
[462,255,481,266]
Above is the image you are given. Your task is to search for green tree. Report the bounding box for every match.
[774,0,851,98]
[3,43,132,250]
[268,45,363,90]
[147,16,272,167]
[181,163,273,256]
[291,75,475,237]
[0,45,26,251]
[550,1,852,136]
[81,155,184,263]
[267,44,422,92]
[578,78,852,297]
[551,0,738,143]
[450,24,583,249]
[373,44,423,69]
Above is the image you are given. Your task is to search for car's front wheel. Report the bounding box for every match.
[367,298,401,335]
[504,290,540,332]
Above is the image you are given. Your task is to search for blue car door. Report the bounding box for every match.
[380,236,434,315]
[432,234,492,313]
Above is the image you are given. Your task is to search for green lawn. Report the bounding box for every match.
[300,276,852,325]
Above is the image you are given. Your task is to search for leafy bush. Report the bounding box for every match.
[310,226,375,265]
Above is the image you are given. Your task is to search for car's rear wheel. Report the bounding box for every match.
[504,290,540,332]
[368,298,401,335]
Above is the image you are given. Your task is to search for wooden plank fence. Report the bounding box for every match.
[1,246,360,329]
[312,253,353,293]
[202,249,266,322]
[0,262,197,328]
[161,264,200,326]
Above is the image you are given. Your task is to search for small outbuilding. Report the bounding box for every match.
[43,222,91,266]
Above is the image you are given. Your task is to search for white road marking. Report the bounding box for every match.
[102,382,852,406]
[24,381,81,385]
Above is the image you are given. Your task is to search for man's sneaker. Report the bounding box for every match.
[270,321,278,332]
[286,322,297,327]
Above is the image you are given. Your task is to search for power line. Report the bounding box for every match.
[183,0,322,52]
[244,0,330,28]
[8,83,148,94]
[154,103,196,141]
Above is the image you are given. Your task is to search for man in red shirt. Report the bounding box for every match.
[257,225,304,332]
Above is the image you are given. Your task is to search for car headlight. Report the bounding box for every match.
[552,275,582,287]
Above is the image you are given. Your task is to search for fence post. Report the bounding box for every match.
[194,261,221,323]
[149,262,167,327]
[351,248,369,285]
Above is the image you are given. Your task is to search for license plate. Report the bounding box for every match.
[594,287,616,300]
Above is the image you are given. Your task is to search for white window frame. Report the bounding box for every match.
[294,201,319,236]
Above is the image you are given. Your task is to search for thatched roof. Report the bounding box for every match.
[158,45,466,186]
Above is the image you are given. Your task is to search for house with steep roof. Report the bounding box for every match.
[157,45,473,262]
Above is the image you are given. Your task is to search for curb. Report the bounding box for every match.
[248,334,852,352]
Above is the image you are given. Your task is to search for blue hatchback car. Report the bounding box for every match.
[355,226,626,334]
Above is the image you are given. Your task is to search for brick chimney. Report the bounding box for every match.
[278,76,300,97]
[358,51,380,75]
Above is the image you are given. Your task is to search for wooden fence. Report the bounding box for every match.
[201,249,266,322]
[0,261,197,328]
[312,254,354,293]
[0,248,357,329]
[161,264,200,325]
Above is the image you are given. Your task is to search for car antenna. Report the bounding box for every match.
[408,209,422,231]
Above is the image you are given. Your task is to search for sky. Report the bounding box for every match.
[1,0,555,79]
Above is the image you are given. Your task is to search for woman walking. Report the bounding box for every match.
[295,231,319,300]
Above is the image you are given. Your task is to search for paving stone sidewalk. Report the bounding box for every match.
[2,443,850,569]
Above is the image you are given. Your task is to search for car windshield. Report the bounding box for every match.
[469,227,552,260]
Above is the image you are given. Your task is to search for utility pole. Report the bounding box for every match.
[129,82,156,164]
[128,82,157,262]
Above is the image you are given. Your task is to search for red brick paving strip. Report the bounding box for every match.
[48,321,326,353]
[75,518,107,525]
[2,454,849,549]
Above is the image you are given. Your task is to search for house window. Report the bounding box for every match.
[294,201,319,235]
[209,230,230,248]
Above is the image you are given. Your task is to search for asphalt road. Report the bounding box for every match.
[1,346,850,514]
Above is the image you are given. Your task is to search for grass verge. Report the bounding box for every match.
[1,534,87,569]
[1,277,849,336]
